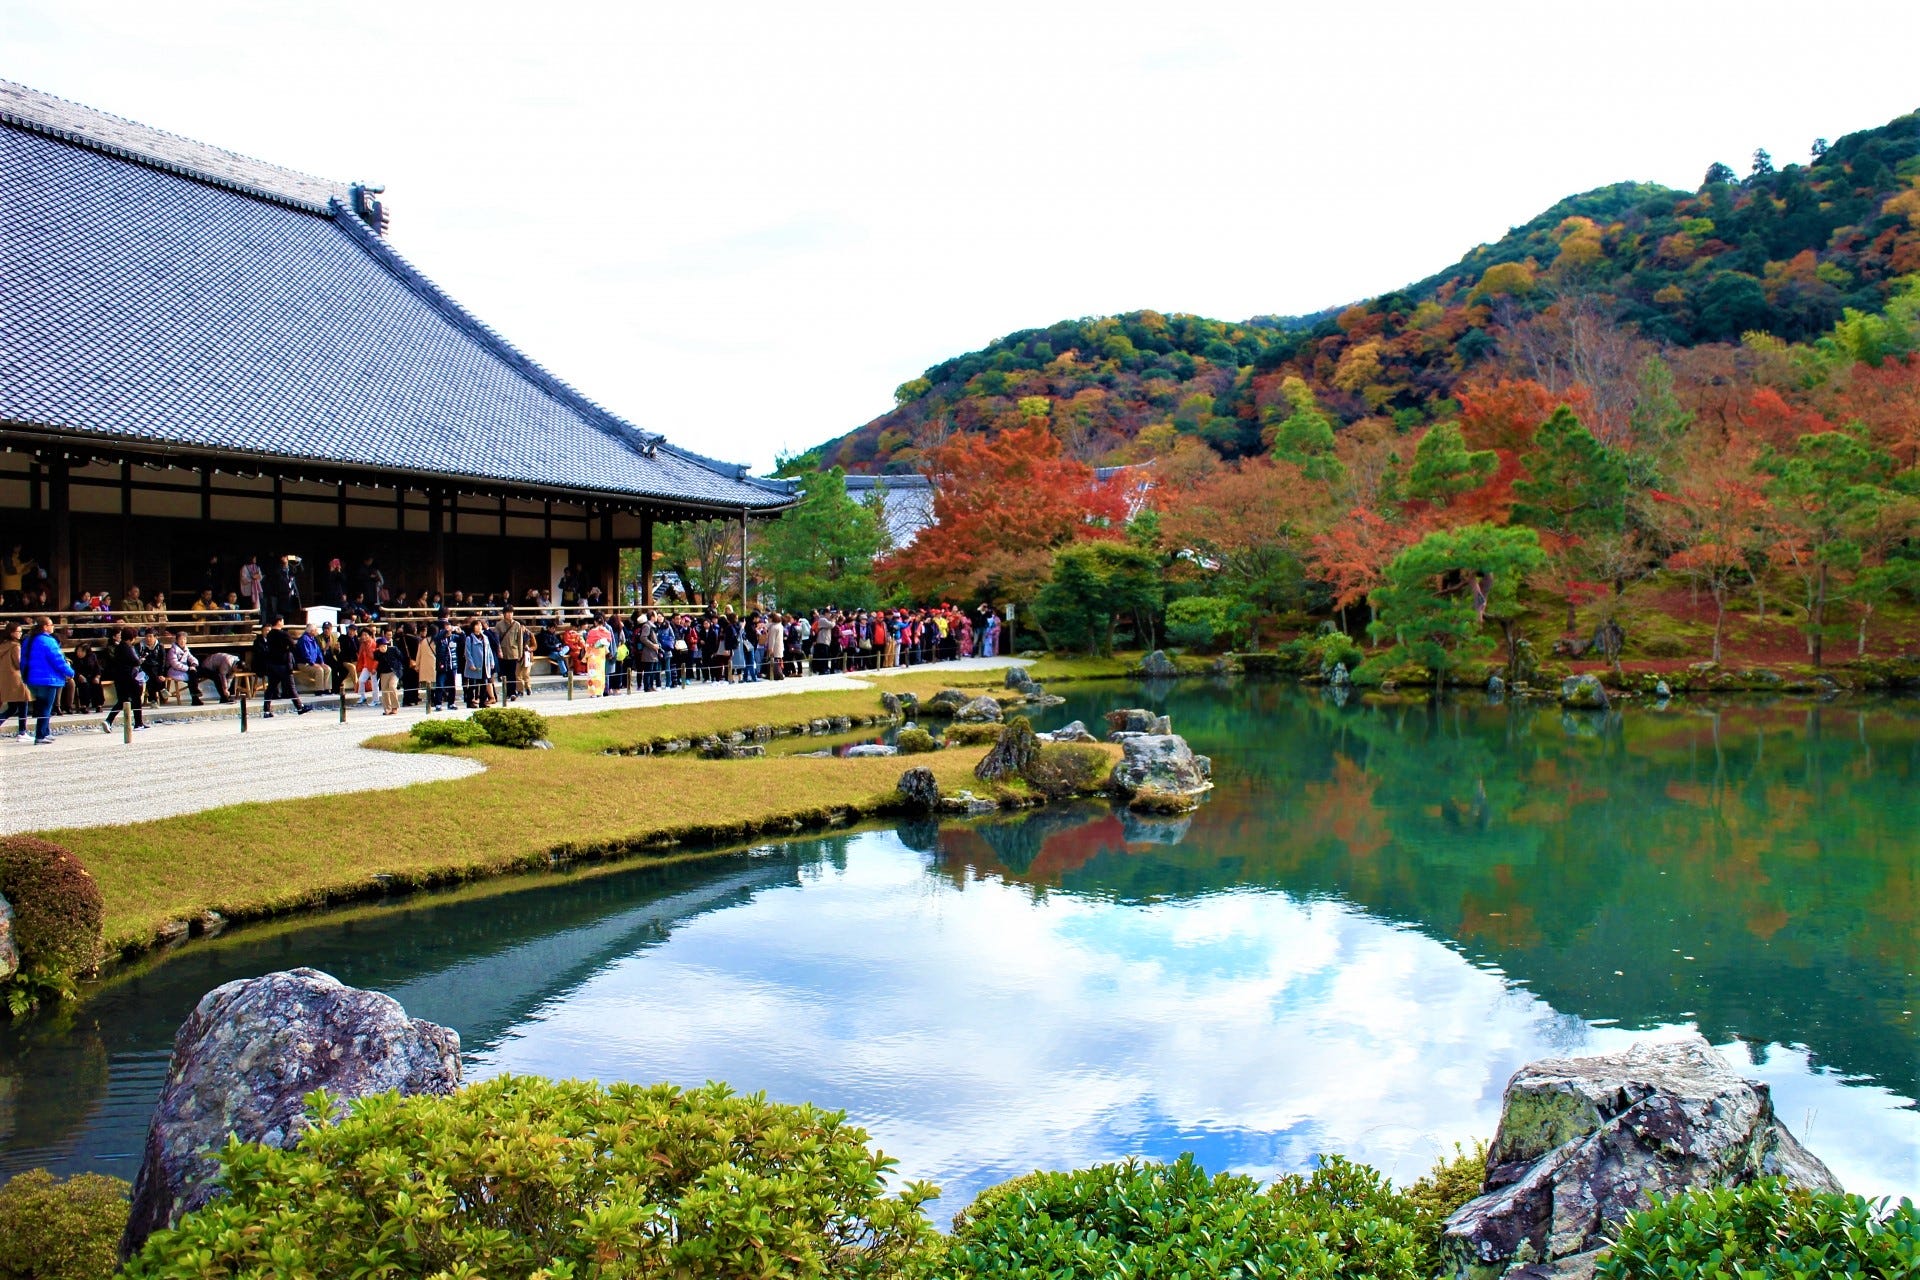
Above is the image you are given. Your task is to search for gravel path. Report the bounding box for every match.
[0,657,1026,835]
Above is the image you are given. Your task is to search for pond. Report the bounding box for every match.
[3,679,1916,1214]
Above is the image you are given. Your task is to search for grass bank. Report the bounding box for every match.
[43,674,1101,955]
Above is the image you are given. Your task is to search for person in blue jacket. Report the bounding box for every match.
[20,615,75,744]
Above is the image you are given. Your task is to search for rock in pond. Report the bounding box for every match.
[1038,719,1098,744]
[955,695,1004,724]
[1104,707,1171,736]
[844,743,897,757]
[923,688,971,717]
[1106,733,1212,802]
[1004,665,1036,690]
[123,968,461,1255]
[1559,673,1610,711]
[1440,1033,1840,1279]
[1138,649,1179,678]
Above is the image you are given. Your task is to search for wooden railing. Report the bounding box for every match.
[0,603,600,654]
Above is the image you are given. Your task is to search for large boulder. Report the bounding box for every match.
[1004,666,1036,691]
[1106,734,1212,802]
[1138,649,1179,678]
[896,767,940,814]
[1104,708,1171,736]
[955,695,1005,724]
[923,689,972,717]
[1440,1034,1840,1279]
[123,968,461,1255]
[844,743,897,757]
[1559,674,1610,711]
[974,717,1040,783]
[0,892,16,983]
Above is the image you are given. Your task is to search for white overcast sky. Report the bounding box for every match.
[6,2,1918,471]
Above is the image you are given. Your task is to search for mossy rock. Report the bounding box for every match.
[1352,660,1431,689]
[1128,784,1201,814]
[943,722,1002,747]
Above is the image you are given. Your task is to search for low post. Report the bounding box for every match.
[239,692,248,732]
[122,707,132,745]
[338,691,347,724]
[566,667,574,701]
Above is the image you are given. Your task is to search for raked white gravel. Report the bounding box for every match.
[0,657,1027,835]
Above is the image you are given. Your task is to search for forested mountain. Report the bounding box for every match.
[812,110,1920,475]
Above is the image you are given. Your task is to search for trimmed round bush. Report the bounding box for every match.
[0,836,105,984]
[470,705,549,748]
[127,1075,941,1280]
[1020,744,1109,799]
[1165,595,1236,649]
[0,1168,130,1280]
[1596,1179,1919,1278]
[896,727,938,754]
[942,722,1002,747]
[950,1154,1430,1278]
[408,718,491,749]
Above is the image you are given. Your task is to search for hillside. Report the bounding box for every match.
[813,110,1920,474]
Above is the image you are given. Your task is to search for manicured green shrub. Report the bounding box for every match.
[1019,744,1109,799]
[1278,629,1364,677]
[126,1076,941,1280]
[470,705,549,748]
[896,727,938,754]
[0,837,105,1011]
[1400,1140,1486,1254]
[407,717,491,749]
[949,1154,1430,1279]
[1595,1179,1919,1278]
[0,1168,130,1280]
[942,722,1002,747]
[1165,595,1237,649]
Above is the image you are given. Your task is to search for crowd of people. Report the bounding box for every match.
[0,595,1007,744]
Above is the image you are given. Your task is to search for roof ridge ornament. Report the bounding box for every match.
[348,182,389,236]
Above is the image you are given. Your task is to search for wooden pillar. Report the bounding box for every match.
[738,509,749,610]
[598,512,616,608]
[640,513,655,606]
[428,490,446,595]
[119,461,133,597]
[49,458,72,606]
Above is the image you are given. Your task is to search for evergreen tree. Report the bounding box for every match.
[1369,524,1545,677]
[1407,422,1496,505]
[753,467,885,613]
[1511,406,1629,629]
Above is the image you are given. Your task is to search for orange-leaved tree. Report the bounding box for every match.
[1309,507,1422,634]
[1159,457,1327,648]
[879,422,1128,614]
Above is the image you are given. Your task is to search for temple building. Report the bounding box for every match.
[0,79,791,611]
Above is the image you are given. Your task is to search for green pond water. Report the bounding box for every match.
[2,680,1916,1213]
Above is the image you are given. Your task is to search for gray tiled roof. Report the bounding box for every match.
[0,84,792,512]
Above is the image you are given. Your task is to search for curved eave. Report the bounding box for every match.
[0,421,798,517]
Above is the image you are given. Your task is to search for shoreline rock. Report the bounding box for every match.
[1440,1034,1840,1279]
[122,968,461,1256]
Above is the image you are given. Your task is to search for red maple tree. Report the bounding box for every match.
[880,422,1128,605]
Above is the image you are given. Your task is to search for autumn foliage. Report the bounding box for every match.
[879,423,1127,608]
[836,111,1920,667]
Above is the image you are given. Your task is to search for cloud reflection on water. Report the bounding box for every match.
[473,831,1920,1212]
